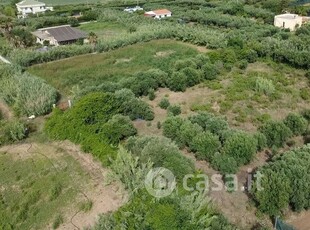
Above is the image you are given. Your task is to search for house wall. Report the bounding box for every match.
[274,16,303,31]
[154,13,172,19]
[16,4,52,18]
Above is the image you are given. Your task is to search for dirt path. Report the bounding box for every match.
[0,141,126,230]
[184,150,273,229]
[55,141,126,230]
[0,100,13,120]
[287,211,310,230]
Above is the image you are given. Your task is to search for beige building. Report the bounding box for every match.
[16,0,53,18]
[274,13,303,31]
[144,9,172,19]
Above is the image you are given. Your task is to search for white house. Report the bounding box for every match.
[274,13,303,31]
[32,25,87,46]
[144,9,172,19]
[16,0,53,18]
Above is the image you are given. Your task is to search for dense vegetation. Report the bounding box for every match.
[0,0,310,229]
[45,91,153,164]
[252,145,310,216]
[0,64,57,116]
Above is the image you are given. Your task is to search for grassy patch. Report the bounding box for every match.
[0,149,89,230]
[28,40,198,95]
[79,200,93,212]
[78,21,127,39]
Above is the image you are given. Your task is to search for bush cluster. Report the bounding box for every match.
[252,145,310,216]
[45,92,151,164]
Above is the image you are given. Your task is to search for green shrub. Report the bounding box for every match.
[300,88,310,100]
[177,120,203,148]
[190,131,221,161]
[222,132,257,166]
[163,116,184,141]
[252,145,310,215]
[159,98,170,109]
[253,132,267,151]
[0,120,26,144]
[167,72,187,92]
[0,66,58,116]
[168,105,182,116]
[101,115,137,145]
[202,63,218,80]
[127,136,195,180]
[52,214,64,229]
[283,113,308,136]
[301,109,310,122]
[255,77,275,96]
[212,154,238,174]
[79,200,93,212]
[189,112,229,136]
[259,120,292,147]
[115,89,154,121]
[148,89,155,101]
[238,59,248,69]
[181,67,202,87]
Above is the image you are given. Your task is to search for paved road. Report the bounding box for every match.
[0,55,11,64]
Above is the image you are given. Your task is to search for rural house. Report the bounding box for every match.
[144,9,172,19]
[32,25,87,46]
[274,13,303,31]
[16,0,53,18]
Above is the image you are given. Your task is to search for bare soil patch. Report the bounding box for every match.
[154,50,175,58]
[287,211,310,230]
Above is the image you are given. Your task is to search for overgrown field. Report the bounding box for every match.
[28,40,198,95]
[0,144,88,229]
[78,21,127,39]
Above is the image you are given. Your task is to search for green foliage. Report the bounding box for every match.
[101,115,137,145]
[168,105,182,116]
[163,116,184,140]
[253,132,268,151]
[0,120,26,144]
[222,132,258,166]
[109,146,153,196]
[212,154,239,174]
[259,120,292,147]
[52,214,64,229]
[79,200,93,212]
[0,65,57,116]
[252,145,310,216]
[159,97,170,109]
[284,113,308,136]
[190,131,221,161]
[148,89,155,101]
[255,77,275,96]
[189,112,229,136]
[301,109,310,122]
[177,120,203,148]
[126,136,195,180]
[114,89,154,121]
[202,63,219,80]
[167,71,187,92]
[45,93,120,164]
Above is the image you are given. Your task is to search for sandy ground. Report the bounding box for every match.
[288,211,310,230]
[0,141,127,230]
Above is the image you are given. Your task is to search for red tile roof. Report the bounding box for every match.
[152,9,171,15]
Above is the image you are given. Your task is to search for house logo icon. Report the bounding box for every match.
[145,167,176,198]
